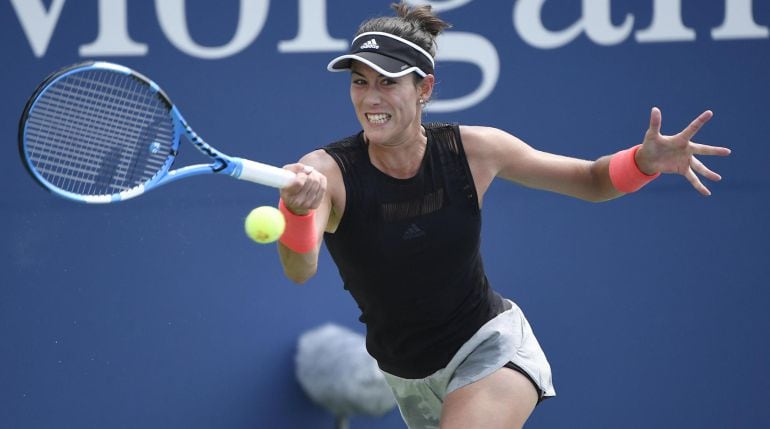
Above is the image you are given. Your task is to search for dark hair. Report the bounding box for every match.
[356,1,452,59]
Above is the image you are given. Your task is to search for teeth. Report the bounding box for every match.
[366,113,391,124]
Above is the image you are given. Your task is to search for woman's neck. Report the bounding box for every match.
[366,125,427,179]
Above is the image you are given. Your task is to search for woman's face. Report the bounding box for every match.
[349,62,431,146]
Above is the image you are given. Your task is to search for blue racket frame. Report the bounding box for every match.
[19,61,285,204]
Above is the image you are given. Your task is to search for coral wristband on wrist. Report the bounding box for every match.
[278,198,318,253]
[609,144,661,193]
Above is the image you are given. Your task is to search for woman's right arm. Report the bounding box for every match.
[278,149,343,284]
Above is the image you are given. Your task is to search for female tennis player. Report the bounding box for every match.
[275,2,730,428]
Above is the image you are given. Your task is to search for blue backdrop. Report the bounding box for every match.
[1,1,768,428]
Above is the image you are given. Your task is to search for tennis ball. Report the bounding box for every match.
[244,206,285,244]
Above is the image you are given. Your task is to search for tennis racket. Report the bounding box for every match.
[18,61,295,204]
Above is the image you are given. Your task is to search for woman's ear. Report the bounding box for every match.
[420,74,435,103]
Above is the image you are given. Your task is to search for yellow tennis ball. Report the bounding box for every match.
[244,206,285,244]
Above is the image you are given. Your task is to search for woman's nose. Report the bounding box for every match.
[363,87,381,105]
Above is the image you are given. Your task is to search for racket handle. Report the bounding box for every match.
[235,158,295,189]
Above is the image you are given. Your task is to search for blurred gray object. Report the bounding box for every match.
[296,323,397,429]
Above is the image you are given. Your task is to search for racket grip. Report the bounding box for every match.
[235,158,295,188]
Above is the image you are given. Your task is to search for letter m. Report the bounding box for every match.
[10,0,66,57]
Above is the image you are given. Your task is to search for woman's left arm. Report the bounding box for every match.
[461,108,730,202]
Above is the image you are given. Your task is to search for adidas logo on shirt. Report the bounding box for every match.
[360,38,379,50]
[402,223,426,240]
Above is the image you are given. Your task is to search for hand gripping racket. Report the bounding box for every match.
[18,61,295,203]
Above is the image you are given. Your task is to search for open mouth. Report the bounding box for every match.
[366,113,391,125]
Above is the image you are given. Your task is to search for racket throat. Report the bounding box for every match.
[183,124,230,173]
[210,158,229,173]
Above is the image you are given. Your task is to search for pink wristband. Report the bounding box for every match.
[278,198,318,253]
[609,145,661,193]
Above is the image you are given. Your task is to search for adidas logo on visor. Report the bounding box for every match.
[360,38,379,50]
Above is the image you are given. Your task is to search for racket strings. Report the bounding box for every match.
[28,73,131,192]
[29,77,137,194]
[24,69,174,197]
[52,73,168,192]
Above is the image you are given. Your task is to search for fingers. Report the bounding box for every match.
[283,163,314,176]
[645,108,727,196]
[649,106,662,135]
[690,156,721,182]
[684,167,712,196]
[689,142,731,157]
[686,154,726,196]
[280,163,327,212]
[680,110,713,140]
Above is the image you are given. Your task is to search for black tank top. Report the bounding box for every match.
[323,123,504,379]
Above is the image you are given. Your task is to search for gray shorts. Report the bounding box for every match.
[381,300,556,428]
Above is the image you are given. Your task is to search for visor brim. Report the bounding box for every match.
[327,52,428,78]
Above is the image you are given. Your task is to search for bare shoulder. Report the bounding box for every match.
[459,125,498,147]
[298,149,338,173]
[459,124,504,141]
[298,149,346,232]
[459,125,529,158]
[298,148,343,196]
[456,126,515,199]
[459,125,533,170]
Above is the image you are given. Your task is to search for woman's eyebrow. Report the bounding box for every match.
[351,70,386,78]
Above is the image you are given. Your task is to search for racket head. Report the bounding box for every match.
[18,61,181,203]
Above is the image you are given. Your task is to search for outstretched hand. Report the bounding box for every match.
[636,107,731,196]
